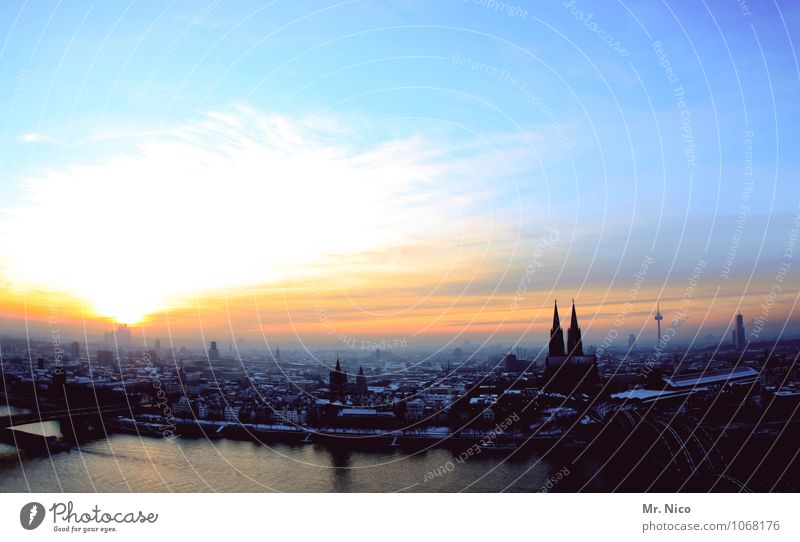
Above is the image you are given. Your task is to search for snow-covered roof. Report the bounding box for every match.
[664,367,758,388]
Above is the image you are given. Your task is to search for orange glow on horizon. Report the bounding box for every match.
[1,274,795,349]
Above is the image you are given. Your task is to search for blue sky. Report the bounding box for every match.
[0,0,799,344]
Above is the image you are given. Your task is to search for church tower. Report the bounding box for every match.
[549,300,566,357]
[567,300,584,357]
[329,356,348,400]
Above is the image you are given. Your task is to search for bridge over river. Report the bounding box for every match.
[1,394,144,455]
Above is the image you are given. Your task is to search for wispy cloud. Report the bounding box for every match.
[0,105,538,324]
[17,132,57,144]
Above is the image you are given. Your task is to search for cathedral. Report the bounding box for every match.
[329,357,348,400]
[545,300,599,391]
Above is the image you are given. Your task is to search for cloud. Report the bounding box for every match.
[0,105,535,324]
[17,133,57,144]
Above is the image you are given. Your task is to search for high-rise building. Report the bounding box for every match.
[155,338,161,352]
[146,349,159,364]
[97,350,114,365]
[734,313,746,351]
[628,334,636,350]
[70,341,80,360]
[105,324,132,353]
[208,341,220,361]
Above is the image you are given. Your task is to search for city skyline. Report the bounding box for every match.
[0,2,798,350]
[2,1,800,503]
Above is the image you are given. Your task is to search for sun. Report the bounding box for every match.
[0,108,463,325]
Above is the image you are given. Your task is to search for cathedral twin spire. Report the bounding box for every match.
[549,300,584,357]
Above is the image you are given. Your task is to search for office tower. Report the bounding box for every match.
[628,334,636,350]
[97,350,114,365]
[208,341,220,361]
[735,313,746,351]
[70,341,80,359]
[105,324,132,353]
[155,338,161,352]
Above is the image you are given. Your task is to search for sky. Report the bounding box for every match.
[0,0,799,352]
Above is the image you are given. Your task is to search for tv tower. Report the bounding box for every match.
[654,303,663,346]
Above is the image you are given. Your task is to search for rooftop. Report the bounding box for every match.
[664,367,759,389]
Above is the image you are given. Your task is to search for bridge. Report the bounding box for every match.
[0,404,135,429]
[1,398,144,455]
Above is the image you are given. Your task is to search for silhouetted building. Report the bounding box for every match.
[97,350,114,365]
[734,313,746,352]
[654,303,663,346]
[503,352,530,373]
[549,300,566,357]
[545,300,598,392]
[51,366,67,388]
[70,341,80,360]
[105,324,132,353]
[146,349,159,364]
[355,366,368,395]
[628,334,636,350]
[208,341,220,361]
[329,357,348,400]
[567,300,583,356]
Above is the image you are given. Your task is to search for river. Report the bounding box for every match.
[1,406,568,492]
